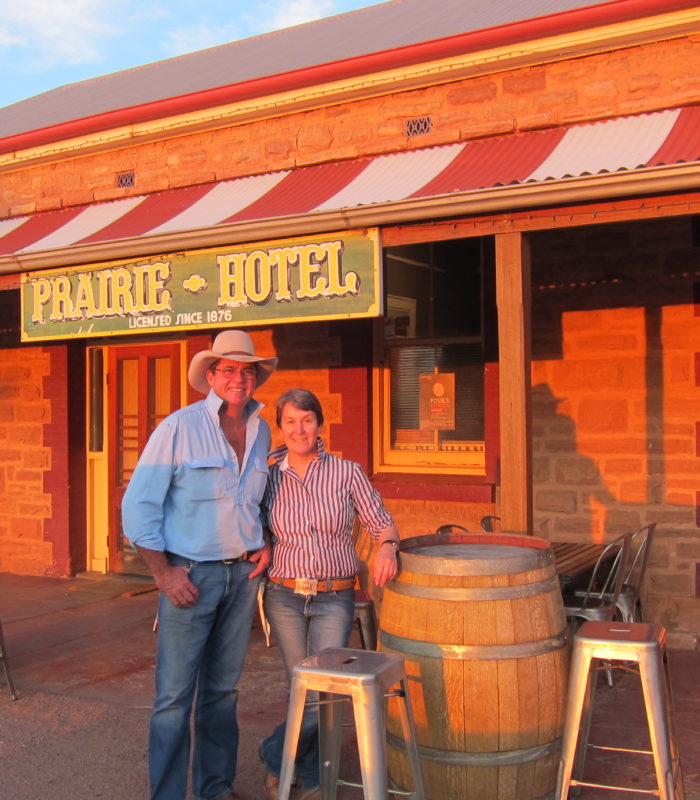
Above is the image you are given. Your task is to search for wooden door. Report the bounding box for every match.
[108,343,181,574]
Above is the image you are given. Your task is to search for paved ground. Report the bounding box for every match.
[0,571,698,799]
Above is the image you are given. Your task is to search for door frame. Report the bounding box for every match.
[86,339,187,573]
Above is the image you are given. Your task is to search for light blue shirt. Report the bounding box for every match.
[122,389,271,560]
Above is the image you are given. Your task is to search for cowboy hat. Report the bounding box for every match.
[188,330,278,394]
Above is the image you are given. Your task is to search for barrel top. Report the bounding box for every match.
[411,543,530,560]
[398,532,554,575]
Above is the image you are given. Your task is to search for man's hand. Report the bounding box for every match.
[134,545,199,608]
[155,565,199,608]
[248,542,272,579]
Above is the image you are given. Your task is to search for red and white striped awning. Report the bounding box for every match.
[2,105,700,271]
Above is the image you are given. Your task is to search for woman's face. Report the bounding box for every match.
[279,402,322,460]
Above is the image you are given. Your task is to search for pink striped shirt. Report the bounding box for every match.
[263,439,394,579]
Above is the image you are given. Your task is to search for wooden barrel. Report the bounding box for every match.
[379,532,568,800]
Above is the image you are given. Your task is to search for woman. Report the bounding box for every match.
[259,388,400,800]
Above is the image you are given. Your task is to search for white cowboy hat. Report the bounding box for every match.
[188,330,278,394]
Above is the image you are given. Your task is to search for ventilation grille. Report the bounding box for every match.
[117,171,135,188]
[404,116,432,137]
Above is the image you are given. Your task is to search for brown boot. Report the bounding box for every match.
[263,770,280,800]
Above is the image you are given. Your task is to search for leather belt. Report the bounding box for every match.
[219,552,250,565]
[167,552,249,566]
[268,576,355,594]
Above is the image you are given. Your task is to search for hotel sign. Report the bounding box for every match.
[21,229,381,341]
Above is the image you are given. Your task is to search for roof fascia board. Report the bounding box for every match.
[4,161,700,275]
[2,3,699,169]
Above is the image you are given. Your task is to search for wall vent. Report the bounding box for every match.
[404,116,432,137]
[117,171,135,188]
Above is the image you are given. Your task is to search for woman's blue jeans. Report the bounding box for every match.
[149,557,260,800]
[260,581,355,790]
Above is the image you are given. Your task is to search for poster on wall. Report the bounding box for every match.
[20,228,382,341]
[419,372,455,430]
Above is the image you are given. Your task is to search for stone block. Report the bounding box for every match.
[577,398,629,433]
[551,516,593,535]
[9,517,44,539]
[535,490,577,513]
[446,81,497,106]
[555,457,604,484]
[502,68,547,95]
[649,573,694,595]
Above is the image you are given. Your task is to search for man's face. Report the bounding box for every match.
[206,359,258,409]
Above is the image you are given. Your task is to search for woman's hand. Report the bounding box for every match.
[373,540,399,587]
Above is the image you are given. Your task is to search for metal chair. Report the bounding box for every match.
[258,581,272,647]
[480,515,501,532]
[353,588,378,650]
[571,523,655,624]
[350,520,380,650]
[617,522,655,623]
[0,618,18,700]
[435,523,471,534]
[562,532,632,626]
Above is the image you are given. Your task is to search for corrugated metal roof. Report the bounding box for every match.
[0,0,627,138]
[2,105,698,262]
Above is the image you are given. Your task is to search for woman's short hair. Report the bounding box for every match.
[276,388,324,427]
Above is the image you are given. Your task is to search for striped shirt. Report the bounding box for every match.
[263,439,394,579]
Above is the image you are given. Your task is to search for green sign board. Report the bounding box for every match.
[21,228,382,341]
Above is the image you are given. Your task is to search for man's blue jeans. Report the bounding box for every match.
[260,581,355,790]
[149,557,260,800]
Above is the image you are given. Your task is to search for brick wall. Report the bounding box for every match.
[3,36,700,217]
[531,215,700,647]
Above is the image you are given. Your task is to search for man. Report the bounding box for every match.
[122,329,278,800]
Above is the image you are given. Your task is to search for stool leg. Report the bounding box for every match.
[355,603,378,651]
[572,657,600,788]
[639,649,682,800]
[0,622,18,701]
[279,677,308,800]
[319,691,344,800]
[555,646,594,800]
[662,651,685,800]
[394,677,426,800]
[352,684,388,800]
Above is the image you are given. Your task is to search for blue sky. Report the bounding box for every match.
[0,0,375,108]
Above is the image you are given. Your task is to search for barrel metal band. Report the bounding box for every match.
[399,548,553,576]
[387,730,562,766]
[386,576,559,601]
[379,629,567,659]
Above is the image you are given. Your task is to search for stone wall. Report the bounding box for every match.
[0,346,55,573]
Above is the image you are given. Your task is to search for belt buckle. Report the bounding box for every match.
[294,578,318,596]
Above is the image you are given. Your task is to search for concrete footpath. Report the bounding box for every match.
[0,571,300,800]
[0,571,698,799]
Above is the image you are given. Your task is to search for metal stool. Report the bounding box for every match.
[555,621,684,800]
[279,647,425,800]
[0,618,18,700]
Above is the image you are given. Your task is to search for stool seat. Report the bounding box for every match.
[555,621,685,800]
[279,647,425,800]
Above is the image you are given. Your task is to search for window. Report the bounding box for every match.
[375,237,493,475]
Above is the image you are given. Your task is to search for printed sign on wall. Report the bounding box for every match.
[21,229,381,341]
[419,372,456,430]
